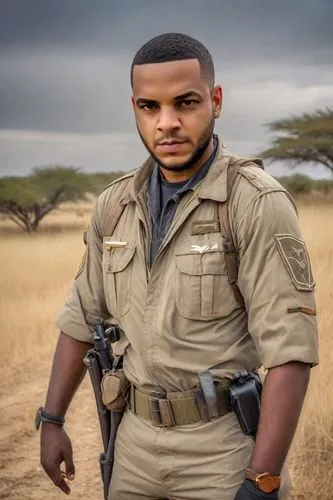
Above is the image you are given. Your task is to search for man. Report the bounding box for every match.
[39,33,318,500]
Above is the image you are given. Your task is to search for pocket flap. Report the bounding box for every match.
[175,251,226,276]
[103,242,136,273]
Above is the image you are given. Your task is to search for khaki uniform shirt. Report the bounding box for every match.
[55,143,319,392]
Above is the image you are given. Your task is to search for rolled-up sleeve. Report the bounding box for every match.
[55,198,110,343]
[236,190,319,369]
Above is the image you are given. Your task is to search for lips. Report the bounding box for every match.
[156,140,188,153]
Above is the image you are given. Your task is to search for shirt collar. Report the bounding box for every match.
[129,135,231,204]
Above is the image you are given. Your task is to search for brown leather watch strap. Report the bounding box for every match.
[245,468,281,493]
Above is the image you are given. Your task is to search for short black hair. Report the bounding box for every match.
[131,32,215,88]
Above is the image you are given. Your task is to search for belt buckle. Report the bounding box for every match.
[148,391,176,427]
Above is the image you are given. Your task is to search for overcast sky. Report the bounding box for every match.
[1,0,332,178]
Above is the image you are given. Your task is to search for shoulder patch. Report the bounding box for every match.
[275,234,315,291]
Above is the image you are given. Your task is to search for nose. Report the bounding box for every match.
[157,106,181,133]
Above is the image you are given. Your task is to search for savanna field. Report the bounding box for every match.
[0,198,332,499]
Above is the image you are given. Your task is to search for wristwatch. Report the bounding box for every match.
[35,407,65,430]
[245,468,281,493]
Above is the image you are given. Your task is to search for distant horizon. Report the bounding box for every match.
[1,154,332,181]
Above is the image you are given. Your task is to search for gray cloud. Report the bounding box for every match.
[1,0,332,176]
[2,50,135,133]
[1,0,332,53]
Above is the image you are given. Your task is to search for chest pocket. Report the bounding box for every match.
[102,240,136,319]
[175,248,239,320]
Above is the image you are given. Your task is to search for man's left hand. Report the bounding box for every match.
[234,480,278,500]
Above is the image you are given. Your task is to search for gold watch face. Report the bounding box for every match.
[257,473,280,493]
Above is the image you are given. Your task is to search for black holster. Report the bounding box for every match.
[228,371,262,437]
[84,323,124,500]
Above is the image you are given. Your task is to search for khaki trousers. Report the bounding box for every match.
[109,409,291,500]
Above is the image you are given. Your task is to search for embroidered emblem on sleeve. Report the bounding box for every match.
[274,234,315,291]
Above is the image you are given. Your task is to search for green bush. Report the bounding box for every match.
[313,178,333,194]
[276,174,314,195]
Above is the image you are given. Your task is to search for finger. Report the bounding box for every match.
[63,448,75,481]
[51,468,71,495]
[41,461,69,494]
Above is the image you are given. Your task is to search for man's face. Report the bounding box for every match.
[131,59,222,171]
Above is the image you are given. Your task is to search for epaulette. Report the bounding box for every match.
[100,169,138,194]
[239,165,285,193]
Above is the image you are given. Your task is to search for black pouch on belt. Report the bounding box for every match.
[228,370,262,437]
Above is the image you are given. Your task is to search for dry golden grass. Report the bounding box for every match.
[287,202,333,498]
[0,201,332,498]
[0,206,91,386]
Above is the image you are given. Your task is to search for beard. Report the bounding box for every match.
[137,115,215,172]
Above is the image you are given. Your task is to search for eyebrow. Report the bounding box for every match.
[174,90,202,101]
[135,90,202,106]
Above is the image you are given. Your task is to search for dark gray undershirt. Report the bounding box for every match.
[148,135,219,264]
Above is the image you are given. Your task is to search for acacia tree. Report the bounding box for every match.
[259,108,333,175]
[0,166,90,232]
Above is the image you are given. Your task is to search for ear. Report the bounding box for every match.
[212,85,223,118]
[131,95,135,110]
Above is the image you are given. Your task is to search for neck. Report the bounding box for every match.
[160,137,215,183]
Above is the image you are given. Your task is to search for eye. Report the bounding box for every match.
[180,99,198,107]
[138,103,158,111]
